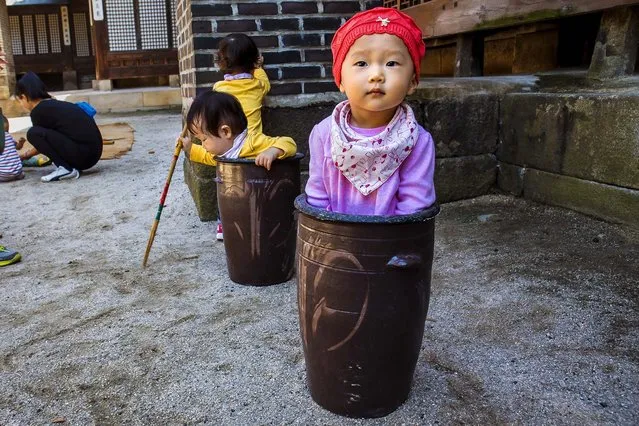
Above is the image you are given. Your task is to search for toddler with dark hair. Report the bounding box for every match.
[181,90,296,240]
[182,91,296,169]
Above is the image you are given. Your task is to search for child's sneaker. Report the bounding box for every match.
[22,154,52,167]
[41,165,79,182]
[216,222,223,241]
[0,246,21,267]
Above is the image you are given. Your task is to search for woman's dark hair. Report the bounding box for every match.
[15,71,52,100]
[216,33,259,73]
[186,91,248,137]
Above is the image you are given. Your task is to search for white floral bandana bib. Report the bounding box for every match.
[330,101,418,196]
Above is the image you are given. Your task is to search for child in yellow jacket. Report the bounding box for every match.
[190,33,273,166]
[214,33,269,134]
[182,91,296,170]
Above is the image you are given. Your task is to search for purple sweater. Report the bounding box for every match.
[305,116,436,216]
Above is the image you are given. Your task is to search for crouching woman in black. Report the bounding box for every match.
[16,72,102,182]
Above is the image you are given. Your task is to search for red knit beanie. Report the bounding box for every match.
[331,7,426,87]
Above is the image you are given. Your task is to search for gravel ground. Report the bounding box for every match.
[1,111,637,425]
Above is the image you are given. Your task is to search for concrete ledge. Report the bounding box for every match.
[435,154,497,202]
[2,87,182,118]
[523,168,639,227]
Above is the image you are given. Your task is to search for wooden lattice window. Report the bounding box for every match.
[35,14,49,54]
[105,0,176,52]
[48,14,62,53]
[170,0,178,48]
[139,0,168,49]
[73,13,91,57]
[9,15,22,55]
[105,0,137,51]
[22,15,37,55]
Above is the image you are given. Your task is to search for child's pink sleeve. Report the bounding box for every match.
[395,130,436,215]
[304,125,330,210]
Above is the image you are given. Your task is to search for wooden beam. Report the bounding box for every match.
[454,33,484,76]
[404,0,639,39]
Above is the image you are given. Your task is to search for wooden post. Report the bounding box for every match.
[89,0,109,81]
[454,33,484,77]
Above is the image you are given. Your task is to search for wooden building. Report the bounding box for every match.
[383,0,639,77]
[7,0,178,90]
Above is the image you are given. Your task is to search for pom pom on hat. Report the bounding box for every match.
[331,7,426,87]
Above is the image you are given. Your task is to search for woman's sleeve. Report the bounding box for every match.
[253,68,271,97]
[305,125,330,210]
[395,130,436,215]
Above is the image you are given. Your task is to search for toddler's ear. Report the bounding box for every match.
[407,74,418,95]
[339,82,346,94]
[220,124,233,138]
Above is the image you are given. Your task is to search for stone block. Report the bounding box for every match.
[94,79,113,91]
[262,103,335,169]
[523,168,639,227]
[562,95,639,190]
[88,92,143,112]
[143,89,181,107]
[417,94,499,158]
[499,93,566,173]
[183,157,218,222]
[498,162,525,196]
[169,74,180,88]
[434,154,497,203]
[500,92,639,190]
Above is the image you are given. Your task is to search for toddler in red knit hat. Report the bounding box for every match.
[305,7,436,216]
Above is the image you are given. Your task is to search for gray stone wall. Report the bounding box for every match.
[498,91,639,226]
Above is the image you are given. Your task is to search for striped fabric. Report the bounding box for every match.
[0,132,23,180]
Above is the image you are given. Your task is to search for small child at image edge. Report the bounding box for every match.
[0,114,25,182]
[305,7,436,216]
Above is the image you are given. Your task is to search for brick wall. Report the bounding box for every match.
[177,0,380,100]
[176,0,196,103]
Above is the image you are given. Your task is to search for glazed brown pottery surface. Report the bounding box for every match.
[216,154,303,285]
[295,195,439,418]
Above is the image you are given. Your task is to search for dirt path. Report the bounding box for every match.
[1,111,637,424]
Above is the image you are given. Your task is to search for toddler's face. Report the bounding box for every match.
[191,119,235,155]
[339,34,417,125]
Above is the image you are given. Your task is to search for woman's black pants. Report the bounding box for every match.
[27,126,102,171]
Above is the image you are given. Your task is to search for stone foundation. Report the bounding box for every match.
[183,74,639,227]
